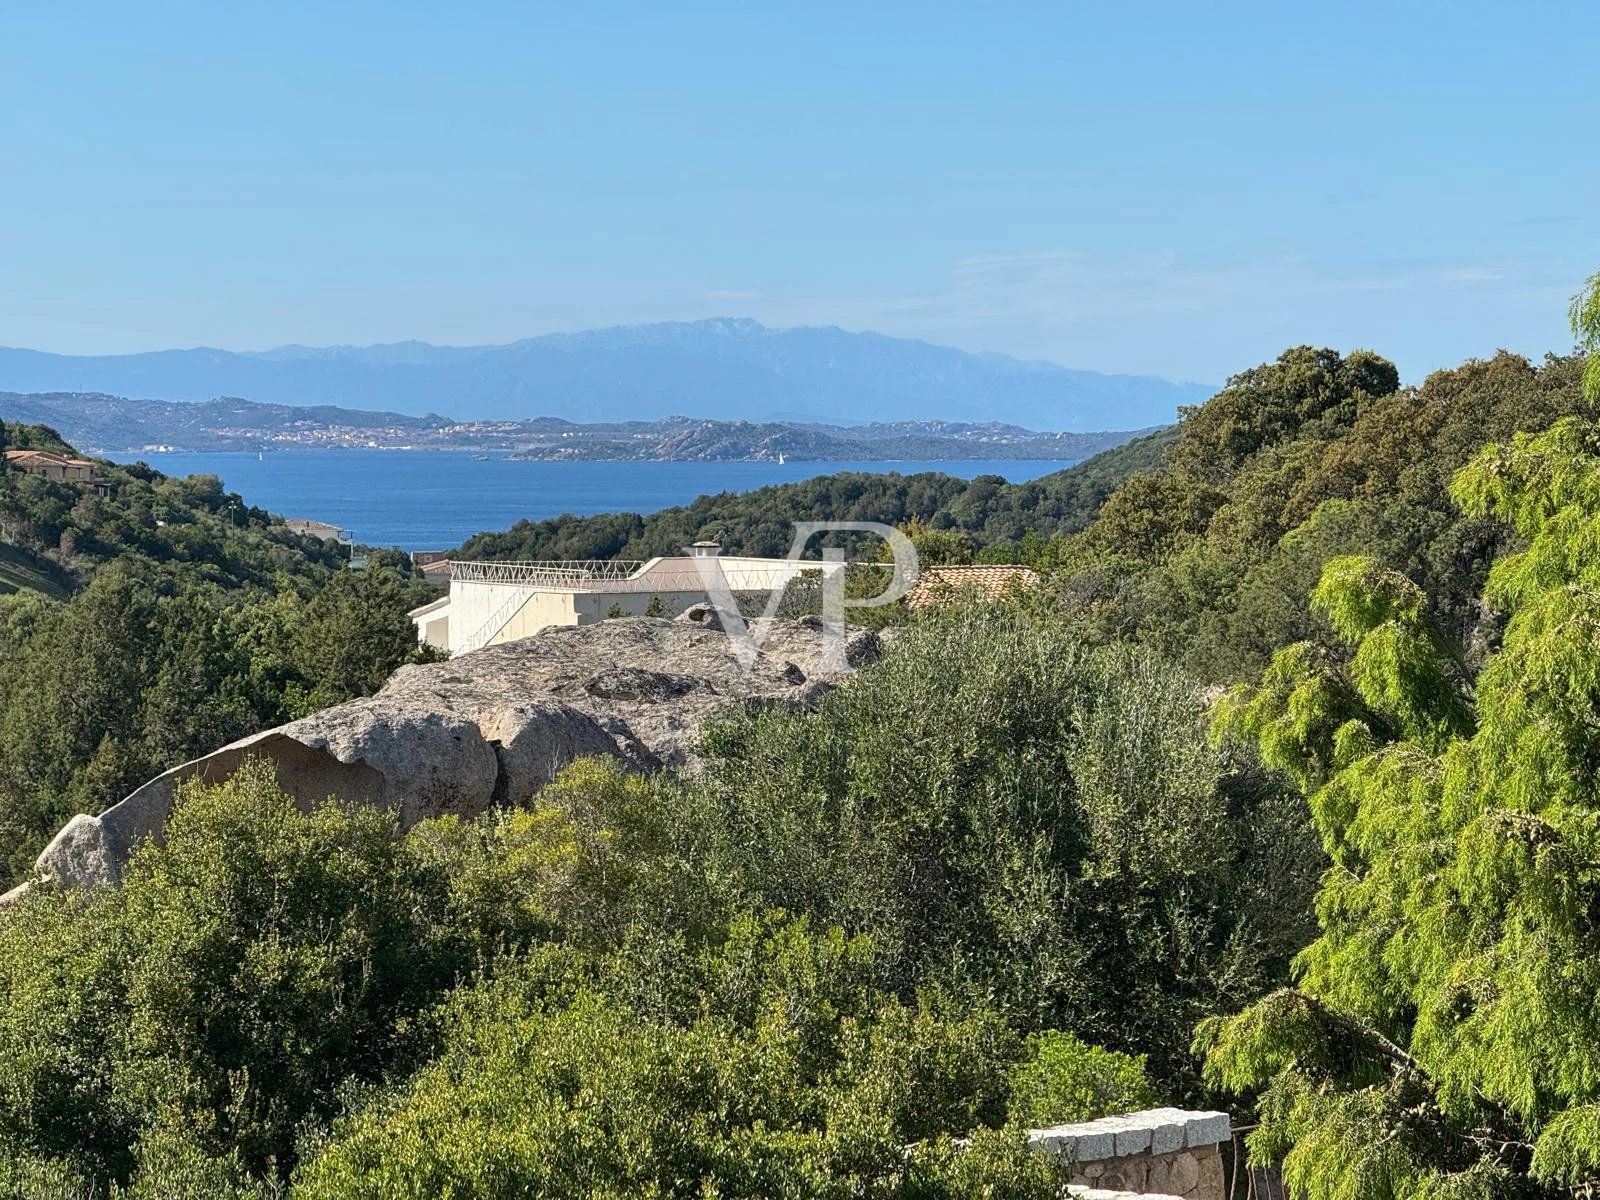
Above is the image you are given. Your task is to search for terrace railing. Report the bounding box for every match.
[448,560,645,587]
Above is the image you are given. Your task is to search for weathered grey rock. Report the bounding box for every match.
[32,814,115,889]
[34,616,877,889]
[676,602,730,631]
[0,880,31,908]
[583,667,701,703]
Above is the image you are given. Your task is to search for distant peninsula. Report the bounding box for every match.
[0,391,1155,462]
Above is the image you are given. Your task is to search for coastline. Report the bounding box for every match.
[101,449,1084,550]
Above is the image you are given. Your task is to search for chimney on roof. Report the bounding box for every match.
[688,540,722,558]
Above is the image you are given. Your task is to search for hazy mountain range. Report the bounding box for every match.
[0,390,1151,462]
[0,318,1213,430]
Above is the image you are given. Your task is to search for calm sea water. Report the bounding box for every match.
[106,450,1081,550]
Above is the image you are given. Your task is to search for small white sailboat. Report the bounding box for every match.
[777,452,786,466]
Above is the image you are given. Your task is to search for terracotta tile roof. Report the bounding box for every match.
[903,564,1042,608]
[4,449,99,469]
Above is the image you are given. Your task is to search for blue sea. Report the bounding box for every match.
[105,450,1082,550]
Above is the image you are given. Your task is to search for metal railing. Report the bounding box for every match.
[448,559,839,594]
[448,560,645,586]
[1228,1125,1286,1200]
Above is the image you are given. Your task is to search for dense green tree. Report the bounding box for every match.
[1044,350,1593,683]
[294,915,1077,1200]
[0,761,566,1188]
[1062,470,1227,565]
[888,517,975,567]
[1574,269,1600,401]
[668,609,1319,1091]
[0,424,437,601]
[1199,415,1600,1197]
[0,761,1167,1198]
[281,567,433,713]
[1170,346,1398,483]
[0,565,434,886]
[455,427,1176,564]
[1006,1031,1158,1128]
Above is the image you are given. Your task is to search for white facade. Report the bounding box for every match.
[409,552,844,654]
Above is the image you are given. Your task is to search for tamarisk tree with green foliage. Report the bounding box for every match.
[1201,409,1600,1197]
[1575,270,1600,403]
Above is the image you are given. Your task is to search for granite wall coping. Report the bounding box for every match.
[1029,1108,1231,1164]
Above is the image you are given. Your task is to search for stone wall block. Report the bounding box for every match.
[1182,1111,1232,1149]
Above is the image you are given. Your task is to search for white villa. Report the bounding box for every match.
[409,542,843,655]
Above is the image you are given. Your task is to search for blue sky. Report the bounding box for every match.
[2,1,1596,384]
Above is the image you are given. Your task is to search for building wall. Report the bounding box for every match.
[439,556,851,654]
[570,589,714,625]
[1068,1144,1224,1199]
[443,578,533,649]
[21,463,89,482]
[419,614,449,650]
[488,590,577,645]
[1029,1109,1231,1200]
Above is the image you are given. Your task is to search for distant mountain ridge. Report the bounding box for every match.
[0,318,1213,429]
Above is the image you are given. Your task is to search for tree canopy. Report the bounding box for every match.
[0,608,1310,1196]
[1043,349,1594,684]
[0,425,439,888]
[7,265,1600,1198]
[1200,414,1600,1197]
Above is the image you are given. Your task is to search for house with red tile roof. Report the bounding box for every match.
[3,449,105,486]
[903,564,1041,609]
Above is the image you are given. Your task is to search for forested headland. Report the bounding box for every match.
[1,271,1600,1197]
[0,422,438,886]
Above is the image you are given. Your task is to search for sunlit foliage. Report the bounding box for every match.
[1201,416,1600,1197]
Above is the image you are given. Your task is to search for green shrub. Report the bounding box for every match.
[294,915,1060,1200]
[0,759,568,1187]
[685,609,1319,1091]
[1007,1031,1157,1127]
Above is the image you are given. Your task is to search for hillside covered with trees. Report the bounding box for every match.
[454,423,1178,562]
[0,422,438,885]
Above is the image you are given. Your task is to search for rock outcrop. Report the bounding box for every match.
[31,614,880,890]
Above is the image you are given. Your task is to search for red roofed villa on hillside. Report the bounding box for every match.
[3,449,105,485]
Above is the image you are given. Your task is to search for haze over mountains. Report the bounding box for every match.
[0,318,1212,430]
